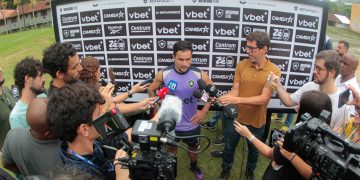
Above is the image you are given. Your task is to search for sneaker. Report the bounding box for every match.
[218,167,231,180]
[280,125,288,132]
[190,166,204,180]
[213,136,225,146]
[245,170,254,180]
[211,149,223,157]
[200,122,216,131]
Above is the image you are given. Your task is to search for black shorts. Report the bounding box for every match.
[174,126,201,147]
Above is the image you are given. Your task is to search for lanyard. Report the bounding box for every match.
[67,143,114,172]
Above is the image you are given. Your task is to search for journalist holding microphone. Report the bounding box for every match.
[233,90,332,180]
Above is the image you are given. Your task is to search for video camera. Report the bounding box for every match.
[283,110,360,180]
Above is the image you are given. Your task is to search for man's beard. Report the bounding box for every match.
[315,72,329,85]
[30,86,45,96]
[64,75,78,84]
[0,79,4,86]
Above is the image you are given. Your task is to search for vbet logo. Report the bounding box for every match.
[213,23,239,37]
[184,6,211,20]
[130,38,154,51]
[116,82,132,93]
[83,40,103,52]
[297,14,319,29]
[80,10,100,24]
[156,22,181,35]
[133,68,155,80]
[293,45,315,59]
[270,58,289,72]
[288,75,310,87]
[186,39,210,52]
[128,7,152,20]
[243,8,268,23]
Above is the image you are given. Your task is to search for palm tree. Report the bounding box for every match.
[29,0,37,28]
[0,0,8,34]
[13,0,22,31]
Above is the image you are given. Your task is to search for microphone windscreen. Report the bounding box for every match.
[158,95,183,124]
[224,104,238,119]
[197,79,207,90]
[193,90,203,99]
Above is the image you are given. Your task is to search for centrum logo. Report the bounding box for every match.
[215,42,237,51]
[130,24,152,34]
[60,13,78,26]
[192,57,208,65]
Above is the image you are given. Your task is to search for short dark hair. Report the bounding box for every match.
[315,50,341,77]
[14,57,43,91]
[338,40,349,49]
[173,40,193,56]
[246,31,270,50]
[47,81,105,142]
[296,90,332,125]
[42,42,77,78]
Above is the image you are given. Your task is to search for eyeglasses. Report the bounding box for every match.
[245,46,260,51]
[314,66,328,73]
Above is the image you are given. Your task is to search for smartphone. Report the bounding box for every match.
[100,79,108,86]
[269,129,285,147]
[140,78,153,86]
[338,89,350,108]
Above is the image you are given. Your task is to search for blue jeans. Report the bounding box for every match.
[222,118,265,173]
[208,111,224,127]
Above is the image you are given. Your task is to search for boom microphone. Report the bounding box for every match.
[157,95,183,133]
[146,87,171,110]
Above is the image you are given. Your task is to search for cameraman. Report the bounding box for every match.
[47,81,129,180]
[233,90,332,179]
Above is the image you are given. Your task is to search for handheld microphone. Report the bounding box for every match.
[223,104,238,119]
[193,89,219,107]
[146,87,170,110]
[206,84,220,98]
[197,79,207,90]
[157,95,183,133]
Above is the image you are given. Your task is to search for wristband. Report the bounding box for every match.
[289,153,297,162]
[248,135,256,142]
[127,91,132,98]
[114,162,121,167]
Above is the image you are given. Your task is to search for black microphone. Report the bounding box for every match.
[156,95,183,133]
[206,84,220,98]
[197,79,207,90]
[223,104,238,119]
[193,89,220,107]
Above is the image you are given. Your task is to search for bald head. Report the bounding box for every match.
[340,54,358,79]
[27,98,50,136]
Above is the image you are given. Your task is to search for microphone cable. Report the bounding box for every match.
[165,132,211,154]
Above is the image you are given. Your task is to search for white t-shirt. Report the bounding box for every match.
[290,82,351,129]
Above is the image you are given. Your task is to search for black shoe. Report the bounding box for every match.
[211,149,223,158]
[245,170,254,180]
[218,167,231,180]
[200,122,216,131]
[213,136,225,146]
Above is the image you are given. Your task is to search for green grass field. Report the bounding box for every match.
[1,25,360,179]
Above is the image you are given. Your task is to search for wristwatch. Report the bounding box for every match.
[127,91,133,98]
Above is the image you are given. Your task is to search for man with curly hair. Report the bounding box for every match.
[42,42,83,96]
[47,81,128,180]
[9,57,45,129]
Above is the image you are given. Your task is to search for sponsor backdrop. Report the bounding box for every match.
[52,0,328,109]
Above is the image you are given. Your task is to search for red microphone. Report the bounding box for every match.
[147,87,170,110]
